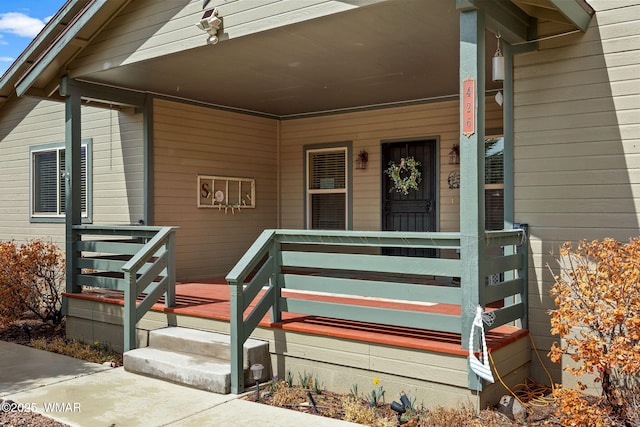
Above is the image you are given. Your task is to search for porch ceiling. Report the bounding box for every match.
[74,0,502,117]
[4,0,592,118]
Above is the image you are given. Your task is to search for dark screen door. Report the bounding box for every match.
[382,139,437,257]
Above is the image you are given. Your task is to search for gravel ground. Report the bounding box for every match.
[0,399,69,427]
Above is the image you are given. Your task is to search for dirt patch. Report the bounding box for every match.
[0,316,65,346]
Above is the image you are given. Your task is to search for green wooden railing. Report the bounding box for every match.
[225,228,527,393]
[71,225,178,351]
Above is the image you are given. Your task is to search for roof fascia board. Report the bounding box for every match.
[60,77,146,107]
[457,0,533,44]
[1,0,82,84]
[547,0,594,32]
[15,0,108,97]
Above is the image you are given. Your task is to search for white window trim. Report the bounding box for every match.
[305,146,349,230]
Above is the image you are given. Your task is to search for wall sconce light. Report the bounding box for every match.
[449,144,460,165]
[195,8,222,44]
[492,32,504,82]
[250,363,264,401]
[355,150,369,169]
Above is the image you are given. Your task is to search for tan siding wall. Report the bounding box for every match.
[70,0,380,76]
[152,99,277,280]
[0,97,144,246]
[513,0,640,383]
[279,100,503,232]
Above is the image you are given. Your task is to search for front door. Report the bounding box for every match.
[382,139,437,257]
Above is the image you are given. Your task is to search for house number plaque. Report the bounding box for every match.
[462,77,475,138]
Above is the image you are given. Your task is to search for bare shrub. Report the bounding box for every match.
[0,240,65,325]
[0,241,31,324]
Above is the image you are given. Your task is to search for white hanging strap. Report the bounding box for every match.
[468,306,495,383]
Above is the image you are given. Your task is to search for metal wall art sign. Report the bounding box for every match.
[463,77,475,138]
[198,175,255,213]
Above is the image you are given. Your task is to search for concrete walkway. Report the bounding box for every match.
[0,342,361,427]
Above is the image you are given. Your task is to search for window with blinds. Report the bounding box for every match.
[484,136,504,231]
[31,143,89,220]
[307,147,347,230]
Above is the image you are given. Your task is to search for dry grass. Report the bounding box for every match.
[245,377,570,426]
[30,336,122,366]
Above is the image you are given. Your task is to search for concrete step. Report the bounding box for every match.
[148,327,269,370]
[124,347,233,394]
[123,327,271,394]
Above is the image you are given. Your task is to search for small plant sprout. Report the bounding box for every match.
[368,377,385,407]
[349,383,359,399]
[312,375,323,395]
[285,370,294,387]
[298,371,313,389]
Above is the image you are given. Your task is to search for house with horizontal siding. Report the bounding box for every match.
[1,0,637,408]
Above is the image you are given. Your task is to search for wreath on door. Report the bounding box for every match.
[385,156,422,195]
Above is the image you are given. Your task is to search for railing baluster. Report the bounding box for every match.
[230,280,244,395]
[516,230,528,329]
[165,231,176,308]
[124,267,137,352]
[269,238,281,323]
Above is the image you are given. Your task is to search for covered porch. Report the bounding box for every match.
[15,0,592,409]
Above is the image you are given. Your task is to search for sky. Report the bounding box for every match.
[0,0,67,76]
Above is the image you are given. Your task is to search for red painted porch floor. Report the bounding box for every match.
[68,277,528,357]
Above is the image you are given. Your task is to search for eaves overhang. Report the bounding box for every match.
[457,0,594,45]
[0,0,130,109]
[547,0,594,32]
[0,0,91,106]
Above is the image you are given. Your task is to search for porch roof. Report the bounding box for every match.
[1,0,593,117]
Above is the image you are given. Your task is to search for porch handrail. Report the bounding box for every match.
[227,228,527,394]
[121,226,178,351]
[227,229,465,393]
[71,224,178,351]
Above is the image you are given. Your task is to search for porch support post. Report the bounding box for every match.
[142,94,154,226]
[64,92,82,294]
[459,7,486,390]
[502,41,519,316]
